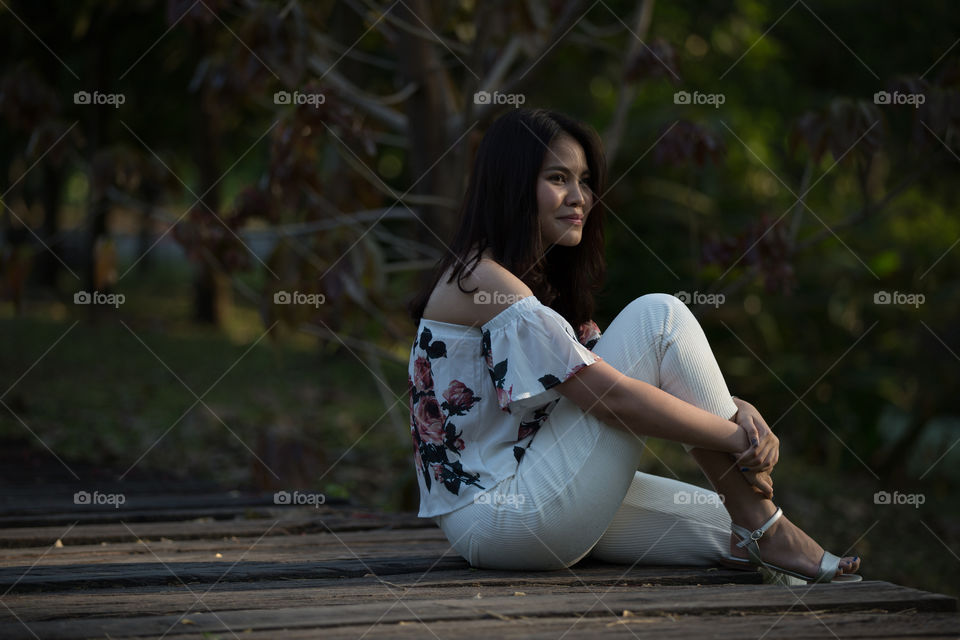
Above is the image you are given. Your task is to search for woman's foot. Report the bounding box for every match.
[727,506,861,579]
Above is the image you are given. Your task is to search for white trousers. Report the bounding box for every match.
[435,293,740,570]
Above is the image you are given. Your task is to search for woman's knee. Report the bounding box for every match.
[624,292,691,324]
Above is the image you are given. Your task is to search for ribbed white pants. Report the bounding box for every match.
[435,293,740,570]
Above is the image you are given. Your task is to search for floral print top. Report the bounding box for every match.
[408,295,603,517]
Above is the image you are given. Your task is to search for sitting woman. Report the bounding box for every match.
[405,107,861,583]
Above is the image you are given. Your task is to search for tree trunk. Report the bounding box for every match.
[84,29,110,296]
[396,0,462,245]
[191,24,227,326]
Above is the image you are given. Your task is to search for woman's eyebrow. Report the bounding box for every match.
[543,164,590,176]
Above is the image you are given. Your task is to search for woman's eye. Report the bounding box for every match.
[550,174,565,183]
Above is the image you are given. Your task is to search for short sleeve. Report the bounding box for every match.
[481,297,602,414]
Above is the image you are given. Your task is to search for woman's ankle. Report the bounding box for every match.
[725,493,778,529]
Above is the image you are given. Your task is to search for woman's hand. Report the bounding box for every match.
[730,397,779,472]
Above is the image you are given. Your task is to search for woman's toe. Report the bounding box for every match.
[840,556,859,573]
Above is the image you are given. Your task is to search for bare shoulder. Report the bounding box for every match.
[422,257,534,327]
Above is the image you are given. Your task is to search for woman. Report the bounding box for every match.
[405,108,861,583]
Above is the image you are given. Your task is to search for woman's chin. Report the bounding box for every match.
[542,231,583,249]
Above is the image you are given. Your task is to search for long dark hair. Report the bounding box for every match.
[407,108,607,331]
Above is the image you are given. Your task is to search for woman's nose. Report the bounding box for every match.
[567,183,587,207]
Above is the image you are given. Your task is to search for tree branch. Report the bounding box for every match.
[467,0,589,125]
[306,53,408,132]
[359,0,471,54]
[796,157,937,252]
[603,0,654,164]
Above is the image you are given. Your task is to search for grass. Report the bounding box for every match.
[1,261,419,511]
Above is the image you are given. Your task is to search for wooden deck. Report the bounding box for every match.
[0,482,956,639]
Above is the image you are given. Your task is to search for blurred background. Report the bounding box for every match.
[1,0,957,596]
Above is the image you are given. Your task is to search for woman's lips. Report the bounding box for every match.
[560,215,584,225]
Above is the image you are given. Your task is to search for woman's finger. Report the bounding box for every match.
[736,447,761,469]
[744,419,760,447]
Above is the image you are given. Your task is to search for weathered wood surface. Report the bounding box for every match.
[0,486,956,640]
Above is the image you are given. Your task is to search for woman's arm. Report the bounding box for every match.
[555,359,751,454]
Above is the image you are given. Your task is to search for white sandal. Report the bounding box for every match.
[724,507,862,583]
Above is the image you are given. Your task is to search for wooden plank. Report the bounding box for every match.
[0,491,353,527]
[0,506,280,528]
[0,582,953,639]
[0,555,470,593]
[0,528,453,567]
[0,481,223,502]
[0,566,764,621]
[137,612,960,640]
[0,510,433,548]
[0,490,281,512]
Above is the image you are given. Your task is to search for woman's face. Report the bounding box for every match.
[537,133,593,250]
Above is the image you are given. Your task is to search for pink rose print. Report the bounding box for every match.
[442,380,479,414]
[413,356,433,391]
[496,385,513,409]
[409,325,485,495]
[578,319,602,349]
[567,362,588,379]
[415,395,445,444]
[408,376,416,416]
[412,436,424,473]
[517,423,537,440]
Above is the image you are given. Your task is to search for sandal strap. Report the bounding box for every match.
[733,507,782,547]
[814,550,843,583]
[731,507,783,566]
